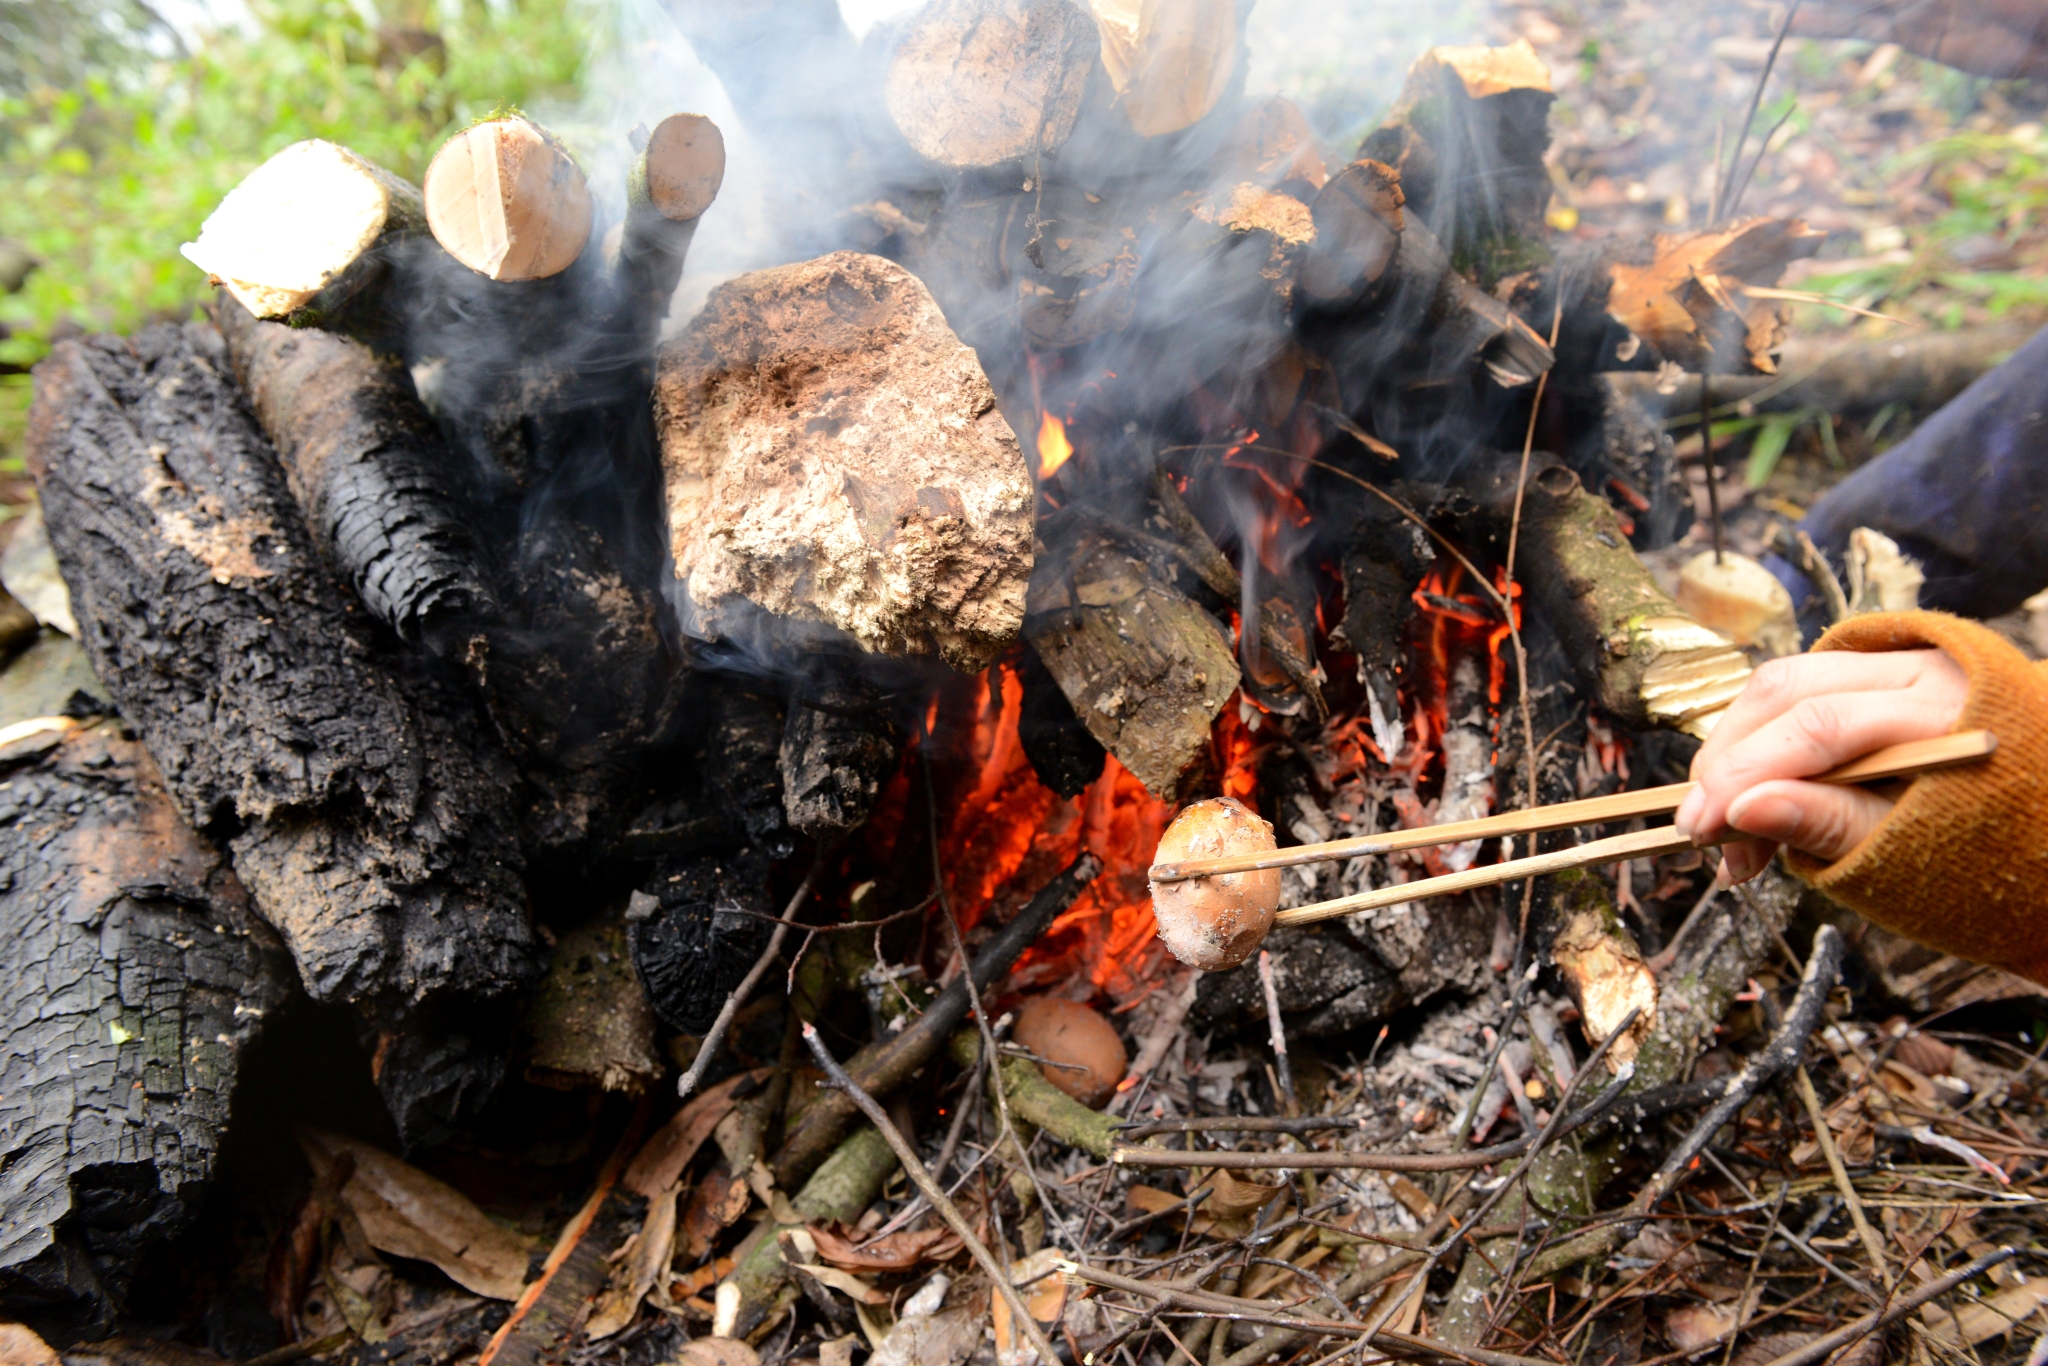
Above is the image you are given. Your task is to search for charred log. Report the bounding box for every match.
[626,847,774,1035]
[26,324,538,1135]
[693,680,796,860]
[214,297,494,650]
[1191,922,1407,1039]
[1329,480,1447,759]
[1023,524,1239,802]
[779,664,903,840]
[0,721,292,1316]
[1016,640,1106,798]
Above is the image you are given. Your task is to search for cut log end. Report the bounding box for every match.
[180,138,418,319]
[885,0,1099,168]
[425,117,593,281]
[1090,0,1241,138]
[642,113,727,223]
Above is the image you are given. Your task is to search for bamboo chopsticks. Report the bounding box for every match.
[1148,729,1997,927]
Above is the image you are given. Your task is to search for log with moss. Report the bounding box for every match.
[1470,450,1751,736]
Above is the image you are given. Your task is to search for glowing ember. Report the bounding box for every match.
[1037,414,1074,480]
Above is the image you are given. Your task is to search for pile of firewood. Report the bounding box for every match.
[1,0,1876,1337]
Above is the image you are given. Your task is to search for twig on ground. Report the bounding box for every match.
[801,1023,1064,1366]
[1755,1249,2017,1366]
[1259,950,1296,1114]
[679,858,825,1101]
[1795,1063,1893,1287]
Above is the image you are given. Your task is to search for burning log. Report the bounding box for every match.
[423,116,593,283]
[1357,41,1556,282]
[1089,0,1242,138]
[215,297,495,651]
[1330,477,1455,757]
[1471,451,1751,735]
[178,139,425,335]
[1023,523,1239,801]
[0,720,292,1311]
[27,324,539,1140]
[883,0,1099,169]
[655,251,1034,673]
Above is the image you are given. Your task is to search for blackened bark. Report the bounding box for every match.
[1016,640,1104,798]
[779,664,902,840]
[692,680,795,860]
[626,847,774,1034]
[214,297,495,651]
[0,722,293,1316]
[24,325,538,1031]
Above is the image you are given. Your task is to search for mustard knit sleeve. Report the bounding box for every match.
[1783,611,2048,984]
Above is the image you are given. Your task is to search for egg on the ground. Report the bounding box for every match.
[1012,996,1128,1108]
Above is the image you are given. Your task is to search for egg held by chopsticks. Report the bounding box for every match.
[1148,797,1282,970]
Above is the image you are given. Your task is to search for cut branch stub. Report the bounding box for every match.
[1357,39,1556,283]
[885,0,1100,168]
[655,251,1034,672]
[1024,525,1239,801]
[180,138,425,324]
[1089,0,1242,138]
[1298,159,1405,309]
[1605,217,1828,373]
[637,113,726,223]
[425,117,593,282]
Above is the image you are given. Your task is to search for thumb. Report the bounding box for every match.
[1724,780,1897,866]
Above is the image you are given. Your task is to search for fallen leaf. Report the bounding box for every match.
[1201,1169,1284,1220]
[808,1222,963,1273]
[1665,1304,1737,1351]
[0,1324,60,1366]
[624,1069,771,1197]
[796,1262,892,1305]
[993,1248,1068,1366]
[1924,1278,2048,1346]
[870,1308,981,1366]
[680,1165,755,1262]
[821,1336,857,1366]
[585,1180,682,1339]
[679,1338,761,1366]
[297,1129,530,1301]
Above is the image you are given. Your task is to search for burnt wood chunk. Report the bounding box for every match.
[627,848,774,1035]
[0,722,292,1311]
[1191,925,1406,1039]
[1023,526,1238,802]
[655,252,1033,672]
[215,297,493,649]
[1016,641,1105,798]
[695,682,796,860]
[779,667,902,839]
[25,326,538,1049]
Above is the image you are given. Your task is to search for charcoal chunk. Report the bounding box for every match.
[627,848,774,1034]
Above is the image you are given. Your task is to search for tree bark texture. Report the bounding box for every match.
[25,325,538,1021]
[0,721,293,1315]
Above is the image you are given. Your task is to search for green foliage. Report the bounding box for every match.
[0,0,592,370]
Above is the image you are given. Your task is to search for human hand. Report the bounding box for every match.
[1674,649,1968,885]
[1791,0,2048,82]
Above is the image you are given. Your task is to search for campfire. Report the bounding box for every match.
[9,4,2047,1366]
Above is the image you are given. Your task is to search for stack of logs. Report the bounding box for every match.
[7,0,1826,1316]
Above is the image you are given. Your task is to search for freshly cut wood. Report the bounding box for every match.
[885,0,1100,168]
[1676,550,1799,656]
[1357,40,1554,282]
[216,297,494,649]
[180,139,425,323]
[655,251,1034,673]
[1090,0,1241,138]
[1470,452,1750,735]
[0,720,291,1308]
[1605,217,1827,373]
[425,117,593,281]
[27,324,537,1138]
[638,112,726,223]
[608,113,726,351]
[1548,885,1658,1069]
[1024,524,1239,801]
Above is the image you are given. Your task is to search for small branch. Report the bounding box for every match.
[1258,950,1296,1114]
[1794,1063,1892,1287]
[678,859,825,1101]
[1755,1249,2016,1366]
[802,1024,1064,1366]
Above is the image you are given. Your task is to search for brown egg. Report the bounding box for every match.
[1012,996,1128,1108]
[1149,797,1281,970]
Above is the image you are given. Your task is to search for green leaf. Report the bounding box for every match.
[1746,416,1798,489]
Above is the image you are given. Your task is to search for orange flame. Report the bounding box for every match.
[1037,414,1074,480]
